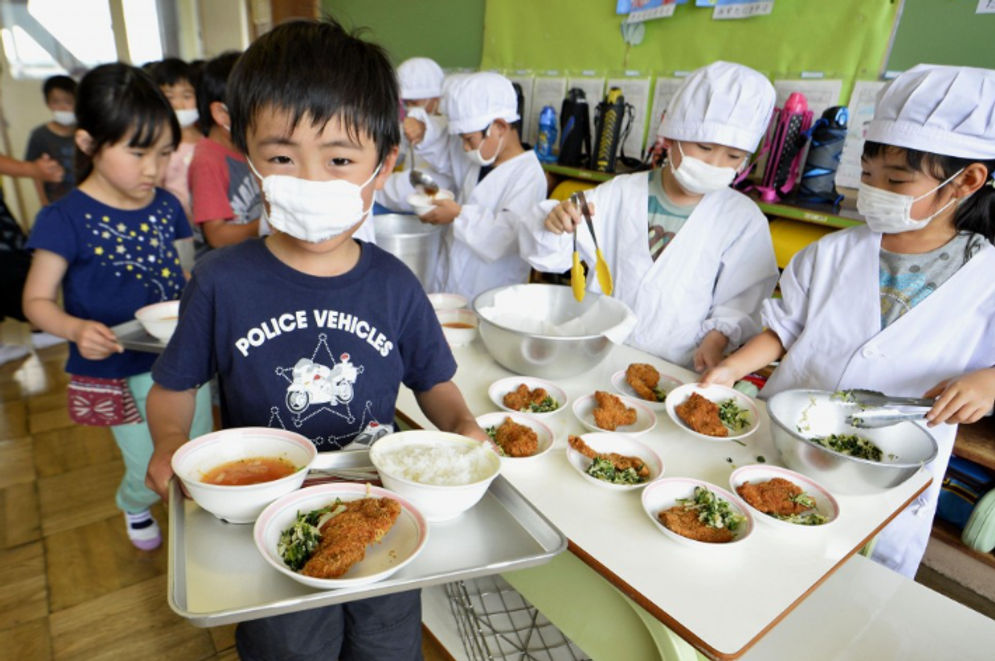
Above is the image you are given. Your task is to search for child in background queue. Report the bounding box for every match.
[519,61,779,371]
[21,63,212,551]
[25,74,78,205]
[417,71,546,300]
[703,64,995,577]
[143,20,486,659]
[186,51,262,254]
[151,58,202,223]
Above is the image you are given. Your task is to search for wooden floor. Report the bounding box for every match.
[0,330,451,661]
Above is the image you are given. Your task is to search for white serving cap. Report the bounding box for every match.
[658,61,775,152]
[397,57,444,100]
[866,64,995,160]
[446,72,520,135]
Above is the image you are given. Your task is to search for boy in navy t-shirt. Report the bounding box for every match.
[144,19,486,661]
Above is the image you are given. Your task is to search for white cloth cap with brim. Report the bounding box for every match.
[658,61,776,153]
[446,72,520,135]
[866,64,995,160]
[397,57,444,100]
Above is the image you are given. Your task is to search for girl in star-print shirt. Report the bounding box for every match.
[22,63,212,552]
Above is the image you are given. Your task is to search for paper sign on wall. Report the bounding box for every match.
[529,76,567,146]
[647,77,684,139]
[835,80,886,190]
[712,0,774,19]
[977,0,995,14]
[605,75,651,159]
[773,79,843,121]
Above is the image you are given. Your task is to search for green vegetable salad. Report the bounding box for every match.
[277,500,346,571]
[718,399,751,433]
[585,456,645,485]
[774,492,828,526]
[811,433,883,462]
[676,486,746,532]
[525,395,559,413]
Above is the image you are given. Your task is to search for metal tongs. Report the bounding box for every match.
[570,191,613,297]
[840,389,933,429]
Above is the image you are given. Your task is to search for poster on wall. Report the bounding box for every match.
[605,74,651,160]
[616,0,686,22]
[529,75,567,146]
[835,80,886,190]
[647,77,684,140]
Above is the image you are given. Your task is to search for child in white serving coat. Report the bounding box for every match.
[704,64,995,577]
[416,72,546,300]
[519,61,779,370]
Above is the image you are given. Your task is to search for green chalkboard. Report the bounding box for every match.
[323,0,484,67]
[887,0,995,71]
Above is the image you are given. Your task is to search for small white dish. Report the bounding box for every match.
[488,376,567,419]
[665,383,760,442]
[254,483,428,590]
[610,368,683,411]
[437,308,478,346]
[642,477,754,548]
[475,411,554,460]
[428,292,468,312]
[565,432,662,491]
[572,392,656,436]
[135,300,180,343]
[729,464,840,531]
[408,189,455,216]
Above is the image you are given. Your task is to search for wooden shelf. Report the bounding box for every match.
[954,416,995,473]
[931,519,995,571]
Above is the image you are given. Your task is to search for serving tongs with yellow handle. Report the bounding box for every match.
[571,191,613,296]
[570,228,585,301]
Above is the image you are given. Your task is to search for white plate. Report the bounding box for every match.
[488,376,567,419]
[565,432,663,491]
[665,383,760,442]
[572,392,657,436]
[427,292,468,312]
[475,411,554,460]
[408,189,455,216]
[642,477,754,548]
[729,464,840,531]
[610,368,683,411]
[254,483,428,590]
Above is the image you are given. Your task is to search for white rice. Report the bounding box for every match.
[376,443,495,485]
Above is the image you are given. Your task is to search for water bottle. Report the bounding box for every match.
[536,105,558,164]
[798,106,848,206]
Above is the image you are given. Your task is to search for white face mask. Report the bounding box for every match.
[669,142,742,195]
[856,169,963,234]
[175,108,199,128]
[248,160,381,243]
[465,126,502,167]
[52,110,75,126]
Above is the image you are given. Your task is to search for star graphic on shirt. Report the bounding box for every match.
[149,238,159,247]
[140,223,149,232]
[126,264,133,271]
[101,231,110,239]
[116,223,126,232]
[161,267,172,277]
[129,231,136,237]
[116,245,126,254]
[94,246,104,255]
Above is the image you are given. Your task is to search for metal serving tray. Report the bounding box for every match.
[167,451,567,627]
[112,319,168,354]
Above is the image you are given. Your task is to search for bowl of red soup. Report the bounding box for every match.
[171,427,316,523]
[437,308,478,346]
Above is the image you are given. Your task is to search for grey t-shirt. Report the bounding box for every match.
[647,169,696,260]
[24,124,75,203]
[879,231,984,328]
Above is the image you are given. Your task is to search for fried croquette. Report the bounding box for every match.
[658,506,735,543]
[675,392,727,437]
[736,478,807,517]
[300,497,401,579]
[568,435,650,479]
[592,390,637,430]
[494,417,539,457]
[503,384,549,411]
[626,363,662,402]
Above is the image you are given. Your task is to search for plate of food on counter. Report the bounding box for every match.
[572,390,656,436]
[610,362,683,410]
[254,482,428,590]
[642,477,754,547]
[729,464,839,531]
[488,376,567,418]
[565,433,663,491]
[665,383,759,442]
[475,411,554,460]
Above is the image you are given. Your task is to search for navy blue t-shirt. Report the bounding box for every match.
[26,188,191,378]
[152,239,457,450]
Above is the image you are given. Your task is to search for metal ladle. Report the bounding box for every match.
[407,139,439,197]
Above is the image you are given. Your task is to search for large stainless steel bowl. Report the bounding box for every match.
[372,214,442,289]
[472,283,633,379]
[766,389,938,495]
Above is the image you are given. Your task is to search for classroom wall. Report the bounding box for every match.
[887,0,995,71]
[322,0,483,67]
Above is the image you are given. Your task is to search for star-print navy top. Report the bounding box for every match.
[27,188,192,378]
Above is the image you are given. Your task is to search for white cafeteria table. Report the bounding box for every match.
[395,339,941,659]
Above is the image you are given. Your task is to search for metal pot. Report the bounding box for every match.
[372,214,442,289]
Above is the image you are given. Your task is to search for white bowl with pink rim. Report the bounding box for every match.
[729,464,840,532]
[254,482,429,590]
[610,367,683,411]
[665,383,760,442]
[487,376,568,419]
[171,427,321,524]
[475,411,555,461]
[427,292,468,312]
[642,477,755,548]
[437,308,478,346]
[135,300,180,343]
[565,432,663,492]
[572,392,657,436]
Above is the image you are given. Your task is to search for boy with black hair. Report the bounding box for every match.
[151,57,202,222]
[187,51,262,253]
[145,19,486,660]
[25,74,77,205]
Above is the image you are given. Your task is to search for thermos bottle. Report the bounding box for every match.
[798,106,849,206]
[591,87,625,172]
[757,92,813,202]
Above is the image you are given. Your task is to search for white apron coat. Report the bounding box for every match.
[375,114,456,214]
[518,172,778,368]
[762,225,995,577]
[428,150,546,300]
